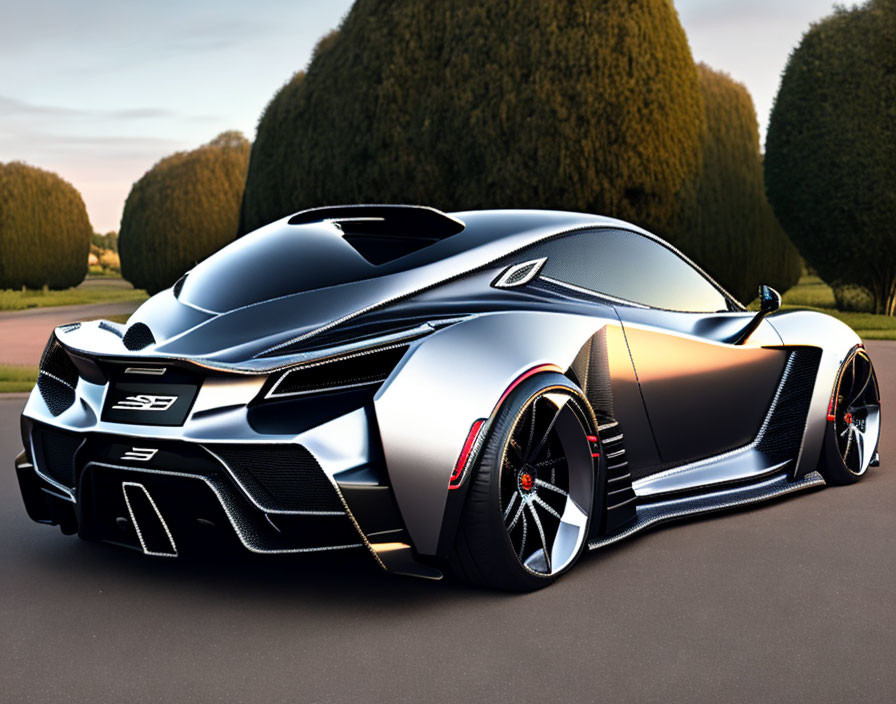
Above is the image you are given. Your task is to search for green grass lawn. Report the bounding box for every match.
[777,276,896,340]
[0,365,37,393]
[0,278,148,311]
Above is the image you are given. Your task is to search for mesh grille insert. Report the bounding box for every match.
[34,425,82,487]
[758,348,822,462]
[37,336,79,416]
[207,444,344,512]
[123,322,155,351]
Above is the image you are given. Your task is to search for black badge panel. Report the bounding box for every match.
[102,382,199,426]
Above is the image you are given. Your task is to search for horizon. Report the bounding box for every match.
[0,0,841,234]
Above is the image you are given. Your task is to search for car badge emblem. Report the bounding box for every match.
[112,394,178,412]
[121,447,159,462]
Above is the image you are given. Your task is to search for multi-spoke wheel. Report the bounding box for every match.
[821,347,881,485]
[450,372,596,591]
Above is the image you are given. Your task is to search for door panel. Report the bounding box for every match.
[569,324,662,471]
[619,318,787,466]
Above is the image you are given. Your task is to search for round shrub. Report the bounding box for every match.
[0,161,91,289]
[119,131,251,294]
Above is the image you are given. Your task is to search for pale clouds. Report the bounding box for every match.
[0,0,841,232]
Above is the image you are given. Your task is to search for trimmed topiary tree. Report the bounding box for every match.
[673,65,801,303]
[240,0,706,237]
[765,0,896,313]
[0,161,92,289]
[120,131,251,294]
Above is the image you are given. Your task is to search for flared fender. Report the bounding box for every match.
[374,310,619,556]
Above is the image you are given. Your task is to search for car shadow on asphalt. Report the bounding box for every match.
[19,474,871,607]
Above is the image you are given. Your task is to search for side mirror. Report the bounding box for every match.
[759,284,782,314]
[733,285,781,345]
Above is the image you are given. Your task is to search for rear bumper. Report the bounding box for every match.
[15,380,442,576]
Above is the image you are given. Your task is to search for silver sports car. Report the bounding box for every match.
[14,206,881,590]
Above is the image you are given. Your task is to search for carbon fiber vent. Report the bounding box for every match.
[207,444,344,512]
[268,344,409,397]
[33,425,81,487]
[758,348,822,462]
[123,322,155,351]
[37,336,79,416]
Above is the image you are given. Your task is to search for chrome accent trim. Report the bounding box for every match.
[87,461,365,555]
[38,370,75,390]
[41,486,73,502]
[27,432,76,501]
[124,367,167,376]
[539,276,651,309]
[493,257,547,288]
[121,481,178,558]
[606,495,637,510]
[633,353,797,498]
[606,473,632,484]
[591,471,826,550]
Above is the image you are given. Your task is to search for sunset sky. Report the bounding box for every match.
[0,0,842,233]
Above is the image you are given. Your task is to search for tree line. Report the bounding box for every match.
[3,0,890,312]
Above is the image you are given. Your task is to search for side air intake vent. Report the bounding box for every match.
[267,344,409,398]
[123,322,155,351]
[493,258,547,288]
[37,335,80,416]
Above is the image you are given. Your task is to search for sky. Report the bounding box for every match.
[0,0,842,233]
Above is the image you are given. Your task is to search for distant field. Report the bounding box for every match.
[0,277,147,311]
[0,365,36,393]
[779,275,896,340]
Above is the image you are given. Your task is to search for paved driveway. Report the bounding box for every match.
[1,343,894,703]
[0,302,140,366]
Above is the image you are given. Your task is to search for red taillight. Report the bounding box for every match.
[449,419,485,490]
[827,379,840,422]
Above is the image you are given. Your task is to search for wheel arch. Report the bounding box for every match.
[373,310,611,557]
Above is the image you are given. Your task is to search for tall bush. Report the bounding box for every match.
[119,131,251,294]
[765,0,896,313]
[239,0,705,237]
[0,162,91,289]
[674,65,801,302]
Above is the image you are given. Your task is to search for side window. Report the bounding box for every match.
[528,229,728,313]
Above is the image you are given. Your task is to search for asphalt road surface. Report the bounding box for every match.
[2,343,895,703]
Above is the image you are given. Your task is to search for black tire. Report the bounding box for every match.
[450,372,596,591]
[819,347,881,485]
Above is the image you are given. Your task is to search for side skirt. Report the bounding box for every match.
[587,471,826,551]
